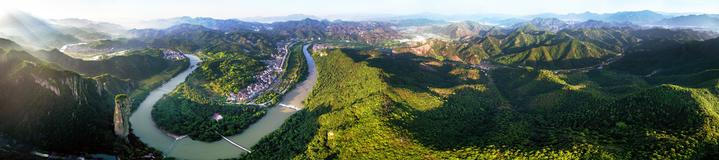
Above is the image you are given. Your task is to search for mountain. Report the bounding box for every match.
[509,19,638,33]
[560,28,638,52]
[610,37,719,82]
[0,38,22,50]
[137,16,265,31]
[567,20,638,29]
[532,10,670,24]
[512,18,569,32]
[242,14,321,23]
[551,11,603,21]
[269,19,401,43]
[243,47,719,159]
[657,14,719,31]
[495,38,616,68]
[397,24,716,69]
[130,24,278,54]
[398,25,627,68]
[0,44,126,153]
[423,21,500,39]
[604,10,669,24]
[138,17,401,44]
[30,48,186,81]
[49,18,129,41]
[0,11,80,49]
[631,28,718,41]
[50,18,126,33]
[383,18,448,27]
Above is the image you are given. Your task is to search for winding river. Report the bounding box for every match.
[129,45,317,159]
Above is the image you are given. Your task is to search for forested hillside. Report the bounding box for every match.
[242,46,719,159]
[150,51,269,142]
[396,21,716,69]
[0,46,119,153]
[0,38,167,159]
[31,48,185,81]
[131,24,278,55]
[3,8,719,159]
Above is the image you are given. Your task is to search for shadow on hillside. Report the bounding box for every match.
[390,86,604,151]
[390,87,529,150]
[343,49,479,93]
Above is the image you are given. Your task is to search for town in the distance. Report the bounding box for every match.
[1,0,719,159]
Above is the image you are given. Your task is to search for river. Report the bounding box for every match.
[129,44,318,159]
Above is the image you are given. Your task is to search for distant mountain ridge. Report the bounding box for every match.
[241,14,321,23]
[50,18,129,41]
[396,23,716,69]
[133,18,401,44]
[531,10,669,24]
[657,14,719,31]
[0,11,80,49]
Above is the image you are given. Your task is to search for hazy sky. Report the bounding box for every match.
[3,0,719,22]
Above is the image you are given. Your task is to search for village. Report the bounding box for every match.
[161,49,186,60]
[225,41,294,104]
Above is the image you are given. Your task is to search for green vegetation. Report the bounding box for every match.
[3,15,719,159]
[397,27,715,70]
[197,52,264,94]
[152,94,267,142]
[254,91,280,104]
[26,48,190,110]
[253,43,309,106]
[275,44,308,92]
[242,46,719,159]
[150,49,274,142]
[611,38,719,77]
[0,40,165,159]
[133,25,278,55]
[128,61,189,110]
[494,39,616,69]
[32,48,186,81]
[0,47,117,153]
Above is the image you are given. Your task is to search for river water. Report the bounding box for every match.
[129,45,317,159]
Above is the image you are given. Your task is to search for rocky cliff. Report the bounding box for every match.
[113,94,131,140]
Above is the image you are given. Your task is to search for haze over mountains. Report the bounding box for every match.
[2,5,719,159]
[2,9,718,50]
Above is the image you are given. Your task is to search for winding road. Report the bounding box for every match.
[129,44,318,159]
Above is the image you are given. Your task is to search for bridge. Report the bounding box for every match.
[279,103,301,110]
[213,131,252,153]
[164,135,188,153]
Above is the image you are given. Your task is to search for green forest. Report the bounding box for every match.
[150,43,310,142]
[4,9,719,159]
[152,94,266,141]
[241,47,719,159]
[150,52,268,142]
[275,44,309,92]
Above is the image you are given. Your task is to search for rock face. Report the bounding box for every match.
[113,94,131,140]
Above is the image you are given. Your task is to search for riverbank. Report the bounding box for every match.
[130,44,318,159]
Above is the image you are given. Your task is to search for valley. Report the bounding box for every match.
[1,3,719,159]
[130,44,317,159]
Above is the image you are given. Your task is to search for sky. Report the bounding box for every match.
[2,0,719,23]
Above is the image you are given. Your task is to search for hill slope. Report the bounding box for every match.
[0,48,120,153]
[242,47,719,159]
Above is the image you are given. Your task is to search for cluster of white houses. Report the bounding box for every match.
[226,42,290,103]
[161,49,186,60]
[312,43,335,52]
